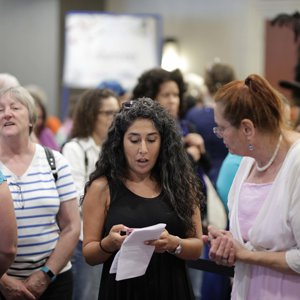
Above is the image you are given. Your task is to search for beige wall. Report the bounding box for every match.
[106,0,299,80]
[0,0,59,115]
[0,0,299,115]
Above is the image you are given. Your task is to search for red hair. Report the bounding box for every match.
[214,74,285,133]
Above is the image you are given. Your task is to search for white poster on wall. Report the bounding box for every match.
[63,12,162,90]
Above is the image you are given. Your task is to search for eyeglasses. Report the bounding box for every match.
[12,182,25,209]
[213,125,232,138]
[98,110,119,117]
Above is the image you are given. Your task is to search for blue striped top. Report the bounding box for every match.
[0,144,78,279]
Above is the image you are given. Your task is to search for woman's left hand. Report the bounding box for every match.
[206,226,236,266]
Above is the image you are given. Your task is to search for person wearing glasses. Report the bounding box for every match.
[62,88,119,300]
[82,98,204,300]
[204,74,300,299]
[0,86,80,299]
[0,170,17,278]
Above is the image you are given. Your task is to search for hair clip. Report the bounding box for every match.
[122,100,135,110]
[245,77,251,87]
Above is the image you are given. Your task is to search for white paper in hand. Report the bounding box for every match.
[109,223,166,281]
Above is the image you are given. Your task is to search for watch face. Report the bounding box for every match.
[175,244,182,254]
[41,266,56,281]
[47,269,55,279]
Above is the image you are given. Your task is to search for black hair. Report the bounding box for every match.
[132,68,187,118]
[85,98,204,233]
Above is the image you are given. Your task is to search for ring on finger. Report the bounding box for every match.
[221,258,228,264]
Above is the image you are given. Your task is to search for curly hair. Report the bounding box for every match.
[132,68,187,118]
[71,88,117,138]
[86,98,204,234]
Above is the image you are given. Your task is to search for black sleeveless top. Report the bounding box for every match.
[98,179,195,300]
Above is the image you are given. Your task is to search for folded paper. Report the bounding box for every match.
[110,223,166,281]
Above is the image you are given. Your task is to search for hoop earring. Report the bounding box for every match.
[248,144,254,151]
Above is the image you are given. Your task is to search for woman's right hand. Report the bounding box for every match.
[0,275,36,300]
[102,224,129,252]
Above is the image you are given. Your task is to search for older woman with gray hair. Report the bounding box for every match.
[0,86,80,300]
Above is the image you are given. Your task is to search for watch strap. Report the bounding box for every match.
[41,266,57,282]
[167,236,182,255]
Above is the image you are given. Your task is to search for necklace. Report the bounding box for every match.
[255,134,282,172]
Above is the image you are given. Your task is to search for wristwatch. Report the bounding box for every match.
[41,266,57,282]
[167,236,182,255]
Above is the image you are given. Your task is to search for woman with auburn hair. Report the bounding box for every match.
[205,74,300,300]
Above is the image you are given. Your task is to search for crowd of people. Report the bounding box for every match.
[0,65,299,300]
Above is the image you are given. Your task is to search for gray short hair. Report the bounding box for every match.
[0,73,20,89]
[0,86,37,132]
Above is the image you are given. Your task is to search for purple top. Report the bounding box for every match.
[39,127,60,151]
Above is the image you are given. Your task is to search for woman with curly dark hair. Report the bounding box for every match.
[62,88,119,300]
[82,98,204,300]
[132,68,187,118]
[132,67,210,185]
